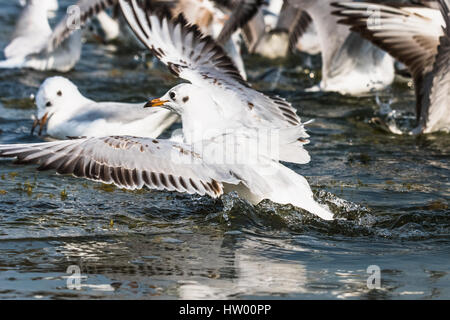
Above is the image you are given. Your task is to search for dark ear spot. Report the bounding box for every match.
[57,90,62,96]
[182,96,189,103]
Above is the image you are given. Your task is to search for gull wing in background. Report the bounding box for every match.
[0,136,240,197]
[241,7,266,52]
[333,0,450,133]
[287,0,395,94]
[275,2,313,53]
[419,0,450,132]
[214,0,264,44]
[119,0,302,128]
[48,0,119,51]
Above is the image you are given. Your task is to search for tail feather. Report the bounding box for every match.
[278,124,311,164]
[261,164,335,220]
[298,199,334,221]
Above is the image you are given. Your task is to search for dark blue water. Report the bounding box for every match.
[0,0,448,299]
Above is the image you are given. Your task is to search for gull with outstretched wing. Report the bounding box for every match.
[119,0,302,131]
[0,1,334,220]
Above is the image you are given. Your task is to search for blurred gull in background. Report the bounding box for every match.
[18,0,59,13]
[288,0,395,95]
[334,0,450,134]
[0,0,118,72]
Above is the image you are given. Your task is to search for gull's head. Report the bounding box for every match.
[33,77,82,134]
[145,84,200,115]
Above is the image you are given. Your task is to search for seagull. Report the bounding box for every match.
[31,76,179,139]
[0,0,116,72]
[333,0,450,134]
[287,0,395,95]
[0,0,334,220]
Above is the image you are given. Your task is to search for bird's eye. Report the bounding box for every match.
[57,90,62,96]
[169,92,176,100]
[46,101,52,107]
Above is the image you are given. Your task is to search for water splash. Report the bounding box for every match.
[203,191,448,240]
[370,95,403,134]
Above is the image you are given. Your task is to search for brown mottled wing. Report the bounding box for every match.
[0,136,240,197]
[119,0,302,127]
[48,0,118,51]
[216,0,264,44]
[332,1,444,120]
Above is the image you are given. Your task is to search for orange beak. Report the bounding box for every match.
[31,112,49,136]
[144,98,169,108]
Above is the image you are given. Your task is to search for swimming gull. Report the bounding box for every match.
[0,0,117,72]
[31,76,179,139]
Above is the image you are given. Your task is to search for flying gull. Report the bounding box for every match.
[0,0,334,220]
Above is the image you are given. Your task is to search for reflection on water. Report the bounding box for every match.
[0,0,449,299]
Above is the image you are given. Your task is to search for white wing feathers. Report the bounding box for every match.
[119,0,302,128]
